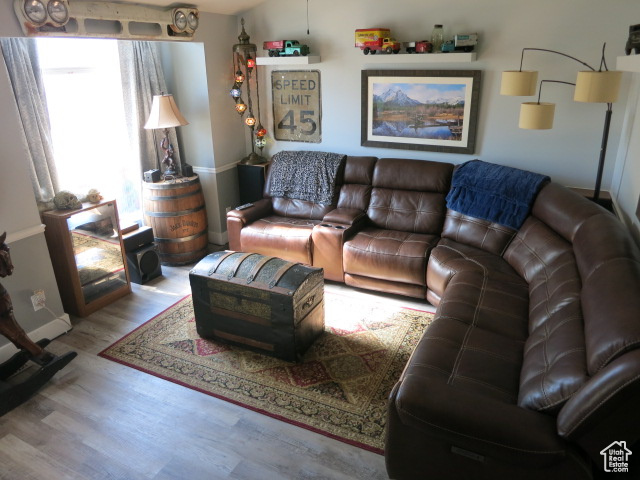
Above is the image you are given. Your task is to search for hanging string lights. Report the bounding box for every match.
[231,18,267,165]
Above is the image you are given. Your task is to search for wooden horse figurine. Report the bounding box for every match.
[0,231,77,416]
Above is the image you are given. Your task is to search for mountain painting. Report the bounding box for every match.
[371,82,466,141]
[362,71,480,154]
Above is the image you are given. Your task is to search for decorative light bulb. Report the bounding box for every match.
[245,116,256,127]
[246,57,256,69]
[256,127,267,137]
[255,137,266,148]
[235,102,247,114]
[230,87,242,98]
[235,70,245,84]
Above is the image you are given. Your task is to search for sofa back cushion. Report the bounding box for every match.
[504,216,589,413]
[337,156,377,211]
[531,182,604,242]
[367,158,453,234]
[263,156,346,220]
[441,209,516,256]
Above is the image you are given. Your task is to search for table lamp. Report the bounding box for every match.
[144,93,189,176]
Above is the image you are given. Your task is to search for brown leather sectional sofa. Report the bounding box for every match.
[227,155,640,479]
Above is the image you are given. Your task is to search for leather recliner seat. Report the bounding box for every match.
[227,154,640,478]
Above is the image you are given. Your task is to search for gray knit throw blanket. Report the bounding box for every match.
[268,151,346,205]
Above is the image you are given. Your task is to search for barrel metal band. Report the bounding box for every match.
[207,251,235,276]
[145,187,202,201]
[158,247,209,266]
[143,176,199,190]
[144,204,205,217]
[227,252,257,280]
[246,255,275,284]
[153,230,207,243]
[269,262,300,288]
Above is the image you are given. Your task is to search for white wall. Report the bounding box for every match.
[243,0,639,199]
[160,13,247,243]
[612,68,640,245]
[0,12,69,356]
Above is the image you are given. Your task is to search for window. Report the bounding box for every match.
[36,38,141,226]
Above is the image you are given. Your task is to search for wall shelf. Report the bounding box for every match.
[256,55,321,65]
[617,55,640,73]
[361,52,477,64]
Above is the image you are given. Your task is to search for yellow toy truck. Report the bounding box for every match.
[355,28,401,54]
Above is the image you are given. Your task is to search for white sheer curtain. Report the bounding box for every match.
[0,38,59,205]
[1,38,183,224]
[118,41,182,176]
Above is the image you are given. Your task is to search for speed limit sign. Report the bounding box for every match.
[271,70,321,143]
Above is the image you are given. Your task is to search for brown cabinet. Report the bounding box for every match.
[41,200,131,317]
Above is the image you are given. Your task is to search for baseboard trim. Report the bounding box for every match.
[0,314,72,363]
[209,229,228,247]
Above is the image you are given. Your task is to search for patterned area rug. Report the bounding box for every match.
[99,292,434,453]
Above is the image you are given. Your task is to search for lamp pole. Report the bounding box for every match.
[594,105,613,203]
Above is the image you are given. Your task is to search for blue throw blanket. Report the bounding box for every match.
[445,160,550,229]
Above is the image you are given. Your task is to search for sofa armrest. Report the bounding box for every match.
[392,373,567,467]
[226,198,273,251]
[322,208,366,226]
[557,349,640,464]
[226,198,273,225]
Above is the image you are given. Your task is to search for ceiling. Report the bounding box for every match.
[114,0,267,16]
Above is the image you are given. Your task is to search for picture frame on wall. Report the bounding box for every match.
[361,69,481,154]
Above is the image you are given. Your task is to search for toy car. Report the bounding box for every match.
[263,40,310,56]
[453,34,478,52]
[441,34,478,53]
[405,40,433,53]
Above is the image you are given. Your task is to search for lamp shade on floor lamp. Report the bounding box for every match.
[519,102,555,129]
[574,71,622,103]
[501,71,538,96]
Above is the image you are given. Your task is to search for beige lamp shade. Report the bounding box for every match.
[144,94,189,129]
[573,71,623,103]
[501,71,538,96]
[519,102,555,129]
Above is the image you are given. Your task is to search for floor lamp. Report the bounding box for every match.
[501,45,622,206]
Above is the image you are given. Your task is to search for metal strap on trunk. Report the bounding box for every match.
[227,252,257,280]
[268,262,300,289]
[207,251,235,276]
[246,255,275,284]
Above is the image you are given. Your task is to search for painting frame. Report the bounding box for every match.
[361,69,481,154]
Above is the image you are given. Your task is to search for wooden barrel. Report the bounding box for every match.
[143,175,208,266]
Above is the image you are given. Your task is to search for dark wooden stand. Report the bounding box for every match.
[237,163,269,205]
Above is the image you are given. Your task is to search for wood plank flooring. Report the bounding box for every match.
[0,257,434,480]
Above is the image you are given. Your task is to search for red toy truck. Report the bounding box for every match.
[405,40,433,53]
[355,28,401,54]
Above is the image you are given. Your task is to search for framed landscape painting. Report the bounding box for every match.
[361,70,481,154]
